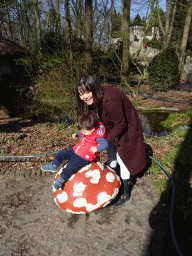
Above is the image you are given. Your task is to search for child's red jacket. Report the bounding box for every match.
[73,122,107,162]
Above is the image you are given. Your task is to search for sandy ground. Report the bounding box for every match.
[0,170,159,256]
[1,168,191,256]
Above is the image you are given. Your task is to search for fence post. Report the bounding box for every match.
[45,153,47,164]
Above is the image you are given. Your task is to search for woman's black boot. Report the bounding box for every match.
[111,176,136,207]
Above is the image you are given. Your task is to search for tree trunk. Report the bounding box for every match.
[4,0,14,40]
[32,0,41,54]
[85,0,93,71]
[17,0,31,51]
[76,0,82,38]
[97,1,114,46]
[121,0,130,87]
[179,0,192,72]
[56,0,61,34]
[164,0,177,47]
[65,0,72,59]
[157,0,177,48]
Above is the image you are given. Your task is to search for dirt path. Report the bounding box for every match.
[0,171,159,256]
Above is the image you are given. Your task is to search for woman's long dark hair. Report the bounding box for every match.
[76,75,103,114]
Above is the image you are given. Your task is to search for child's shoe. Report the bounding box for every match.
[41,162,57,172]
[52,176,65,190]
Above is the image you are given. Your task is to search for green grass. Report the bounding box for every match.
[0,149,5,155]
[161,107,192,130]
[57,124,64,131]
[69,123,78,136]
[145,107,192,199]
[17,134,27,140]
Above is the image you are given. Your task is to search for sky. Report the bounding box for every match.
[131,0,166,19]
[113,0,166,19]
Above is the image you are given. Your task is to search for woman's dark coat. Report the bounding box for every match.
[89,86,146,176]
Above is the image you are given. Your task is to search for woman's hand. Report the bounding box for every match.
[90,146,97,154]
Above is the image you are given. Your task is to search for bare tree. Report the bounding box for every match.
[179,0,192,72]
[32,0,41,53]
[121,0,130,85]
[1,0,45,54]
[85,0,93,70]
[14,0,32,51]
[56,0,61,34]
[96,0,115,45]
[157,0,177,47]
[134,0,156,57]
[76,0,83,38]
[65,0,72,58]
[4,0,14,40]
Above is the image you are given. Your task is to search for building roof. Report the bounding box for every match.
[0,36,26,57]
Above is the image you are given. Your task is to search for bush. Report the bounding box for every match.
[33,61,82,123]
[148,47,180,90]
[146,38,164,50]
[41,32,66,55]
[91,43,144,82]
[0,59,34,117]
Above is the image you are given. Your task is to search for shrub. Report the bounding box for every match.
[0,59,34,117]
[91,43,144,82]
[146,38,164,50]
[148,47,180,91]
[33,61,82,123]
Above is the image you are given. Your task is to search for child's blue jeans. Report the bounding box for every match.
[53,149,89,180]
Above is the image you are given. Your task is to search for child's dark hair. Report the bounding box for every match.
[78,114,96,130]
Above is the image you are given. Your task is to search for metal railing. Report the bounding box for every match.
[0,151,59,164]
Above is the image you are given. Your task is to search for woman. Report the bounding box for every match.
[76,75,146,206]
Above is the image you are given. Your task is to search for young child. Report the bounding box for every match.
[41,114,108,190]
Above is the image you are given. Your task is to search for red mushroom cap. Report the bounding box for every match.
[53,162,121,214]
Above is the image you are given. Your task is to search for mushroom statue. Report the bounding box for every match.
[53,161,121,214]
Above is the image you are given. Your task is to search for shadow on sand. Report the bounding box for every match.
[145,121,192,256]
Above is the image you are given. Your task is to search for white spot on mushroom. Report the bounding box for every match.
[73,198,87,208]
[58,165,67,175]
[86,203,98,212]
[66,209,75,214]
[97,161,104,170]
[112,187,119,198]
[54,197,59,206]
[103,201,111,207]
[57,191,68,203]
[66,209,85,214]
[78,163,92,173]
[56,165,75,181]
[86,192,112,212]
[106,165,115,172]
[73,192,112,212]
[73,182,87,197]
[106,172,115,182]
[57,169,62,175]
[85,169,101,184]
[116,176,121,182]
[69,174,75,181]
[97,192,111,205]
[52,187,57,193]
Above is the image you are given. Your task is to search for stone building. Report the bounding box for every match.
[111,25,160,47]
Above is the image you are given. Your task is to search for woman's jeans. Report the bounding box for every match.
[107,143,130,180]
